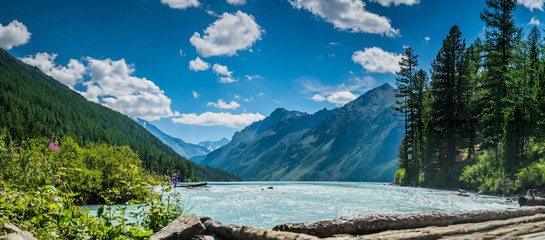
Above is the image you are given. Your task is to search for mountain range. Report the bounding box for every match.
[0,48,240,181]
[136,118,228,160]
[202,83,402,181]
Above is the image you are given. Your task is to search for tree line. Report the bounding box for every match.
[394,0,545,194]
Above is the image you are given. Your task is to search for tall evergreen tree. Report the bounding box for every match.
[394,47,426,183]
[429,25,470,170]
[479,0,520,150]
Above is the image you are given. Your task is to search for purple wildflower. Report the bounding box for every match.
[172,173,179,188]
[42,156,46,163]
[54,146,59,153]
[48,142,55,150]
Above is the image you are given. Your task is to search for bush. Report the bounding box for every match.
[459,150,516,194]
[516,160,545,192]
[394,168,406,184]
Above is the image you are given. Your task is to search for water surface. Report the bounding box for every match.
[175,182,516,229]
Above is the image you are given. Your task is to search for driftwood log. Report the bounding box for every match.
[273,207,545,238]
[178,182,208,188]
[203,219,319,240]
[518,196,545,206]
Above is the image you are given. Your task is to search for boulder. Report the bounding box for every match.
[2,223,21,233]
[149,214,206,240]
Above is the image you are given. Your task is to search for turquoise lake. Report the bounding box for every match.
[84,182,518,229]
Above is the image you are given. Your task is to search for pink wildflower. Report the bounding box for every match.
[54,146,59,153]
[48,142,54,150]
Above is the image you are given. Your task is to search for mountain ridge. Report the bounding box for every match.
[203,83,401,181]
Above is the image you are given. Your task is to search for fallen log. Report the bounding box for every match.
[273,207,545,238]
[178,182,208,188]
[518,196,545,206]
[203,219,319,240]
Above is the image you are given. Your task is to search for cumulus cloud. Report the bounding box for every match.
[20,52,85,88]
[370,0,420,7]
[22,53,176,121]
[518,0,544,11]
[0,20,31,50]
[529,16,542,25]
[352,47,402,74]
[190,11,263,57]
[172,112,265,128]
[311,94,326,102]
[226,0,246,6]
[425,36,430,42]
[192,90,199,98]
[189,57,210,71]
[326,91,357,105]
[213,63,233,77]
[161,0,200,9]
[289,0,399,37]
[207,99,240,110]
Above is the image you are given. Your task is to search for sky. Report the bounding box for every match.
[1,0,544,144]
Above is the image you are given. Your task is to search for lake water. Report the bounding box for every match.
[83,182,518,229]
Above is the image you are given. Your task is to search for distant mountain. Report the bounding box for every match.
[202,83,401,181]
[198,138,230,152]
[0,48,241,182]
[136,119,211,159]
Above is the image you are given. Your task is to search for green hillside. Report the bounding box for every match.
[0,48,240,181]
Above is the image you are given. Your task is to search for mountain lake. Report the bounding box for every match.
[82,181,518,229]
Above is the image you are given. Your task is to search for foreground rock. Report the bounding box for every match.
[273,207,545,238]
[1,223,37,240]
[149,214,205,240]
[518,196,545,206]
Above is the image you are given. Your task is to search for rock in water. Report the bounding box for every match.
[149,214,206,240]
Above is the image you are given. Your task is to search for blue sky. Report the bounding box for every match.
[1,0,543,143]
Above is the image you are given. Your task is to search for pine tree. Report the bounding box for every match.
[394,47,424,183]
[479,0,520,150]
[429,25,470,170]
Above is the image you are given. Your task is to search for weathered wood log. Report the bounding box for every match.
[273,207,545,238]
[203,219,319,240]
[178,182,208,188]
[518,196,545,206]
[344,213,545,240]
[150,214,206,240]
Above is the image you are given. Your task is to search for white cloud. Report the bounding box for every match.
[23,53,176,121]
[529,16,542,25]
[189,57,211,71]
[311,94,326,102]
[192,90,199,98]
[226,0,246,6]
[518,0,544,11]
[425,36,430,41]
[82,57,175,121]
[161,0,200,9]
[218,76,237,83]
[21,52,85,88]
[190,11,264,57]
[0,20,31,50]
[207,99,240,110]
[370,0,420,7]
[257,92,264,96]
[179,49,186,56]
[213,63,233,77]
[289,0,399,37]
[245,75,263,80]
[352,47,402,74]
[172,112,265,128]
[326,91,357,105]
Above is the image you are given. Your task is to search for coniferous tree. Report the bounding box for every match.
[394,47,420,183]
[429,25,470,170]
[479,0,520,150]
